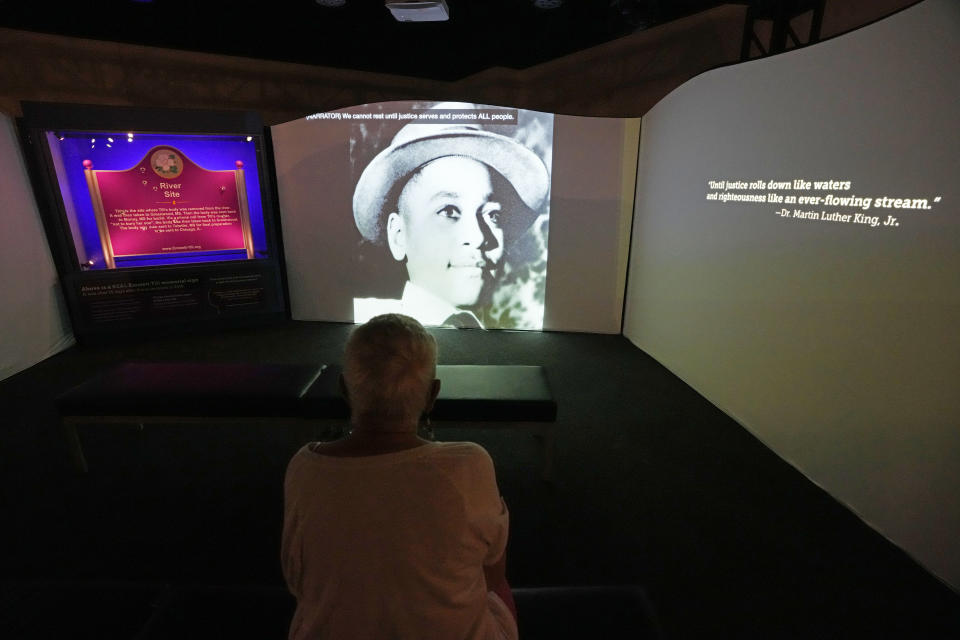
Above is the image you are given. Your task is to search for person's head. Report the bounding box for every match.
[384,155,504,307]
[353,105,550,308]
[342,313,439,428]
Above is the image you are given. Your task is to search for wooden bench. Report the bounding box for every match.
[58,362,557,479]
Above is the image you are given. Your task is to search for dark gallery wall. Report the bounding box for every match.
[0,2,922,125]
[625,0,960,591]
[0,6,748,123]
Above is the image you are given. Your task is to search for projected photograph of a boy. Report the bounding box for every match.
[351,102,553,330]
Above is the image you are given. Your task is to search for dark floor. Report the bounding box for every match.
[2,320,959,638]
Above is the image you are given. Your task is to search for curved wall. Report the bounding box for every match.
[624,0,960,590]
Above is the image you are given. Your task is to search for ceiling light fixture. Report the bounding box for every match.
[385,1,450,22]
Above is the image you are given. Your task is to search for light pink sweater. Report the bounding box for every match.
[282,441,516,640]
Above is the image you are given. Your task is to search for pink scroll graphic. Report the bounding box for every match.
[83,147,254,269]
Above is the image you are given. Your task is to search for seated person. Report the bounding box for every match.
[282,314,517,639]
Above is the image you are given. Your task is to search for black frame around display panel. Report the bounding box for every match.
[18,102,289,342]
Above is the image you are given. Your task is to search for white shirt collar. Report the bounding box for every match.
[400,282,483,328]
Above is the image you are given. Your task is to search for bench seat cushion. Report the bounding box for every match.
[301,365,556,422]
[56,362,325,418]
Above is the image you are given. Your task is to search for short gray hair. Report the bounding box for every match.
[343,314,438,423]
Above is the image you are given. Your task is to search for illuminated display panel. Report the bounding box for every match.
[46,130,269,270]
[20,103,286,340]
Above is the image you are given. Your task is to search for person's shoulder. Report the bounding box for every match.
[427,441,496,474]
[287,443,315,462]
[284,443,318,476]
[430,440,491,459]
[426,442,501,502]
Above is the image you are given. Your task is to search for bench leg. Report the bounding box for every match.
[62,419,89,473]
[535,430,555,484]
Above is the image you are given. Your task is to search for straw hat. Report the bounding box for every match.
[352,104,550,243]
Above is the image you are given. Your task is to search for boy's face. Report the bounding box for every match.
[387,156,505,307]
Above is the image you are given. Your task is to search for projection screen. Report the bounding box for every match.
[272,101,639,334]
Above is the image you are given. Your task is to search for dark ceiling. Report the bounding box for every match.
[0,0,738,81]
